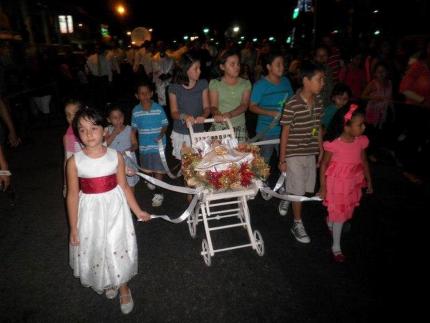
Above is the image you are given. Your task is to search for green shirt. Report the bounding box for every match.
[209,78,251,127]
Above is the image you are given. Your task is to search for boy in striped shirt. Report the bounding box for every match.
[132,81,168,207]
[278,62,325,243]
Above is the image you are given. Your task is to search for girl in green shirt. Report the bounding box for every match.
[209,50,251,142]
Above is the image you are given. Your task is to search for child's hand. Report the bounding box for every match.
[137,211,151,222]
[185,115,195,125]
[125,166,136,176]
[278,160,287,173]
[195,116,205,124]
[69,230,80,246]
[153,136,163,143]
[318,187,326,199]
[0,175,10,192]
[270,111,279,118]
[214,114,225,123]
[8,132,21,147]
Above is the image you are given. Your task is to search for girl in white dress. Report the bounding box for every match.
[66,107,150,315]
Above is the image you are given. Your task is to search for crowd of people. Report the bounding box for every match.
[1,33,429,314]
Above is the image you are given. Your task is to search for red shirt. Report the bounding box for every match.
[399,60,430,105]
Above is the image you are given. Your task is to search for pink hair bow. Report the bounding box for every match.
[344,104,359,124]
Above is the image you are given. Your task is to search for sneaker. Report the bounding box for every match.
[290,221,311,243]
[152,193,164,207]
[278,200,290,216]
[146,181,156,191]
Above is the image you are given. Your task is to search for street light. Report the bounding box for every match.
[233,26,240,33]
[203,28,209,34]
[116,4,126,16]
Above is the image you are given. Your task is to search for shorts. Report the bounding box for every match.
[139,153,166,174]
[285,155,316,196]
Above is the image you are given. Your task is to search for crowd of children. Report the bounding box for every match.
[62,45,380,314]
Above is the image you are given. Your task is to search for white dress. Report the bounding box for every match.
[69,148,138,293]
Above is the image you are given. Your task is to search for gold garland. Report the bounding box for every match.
[181,144,270,190]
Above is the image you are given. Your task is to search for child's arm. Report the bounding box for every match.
[278,125,289,172]
[196,88,211,123]
[318,150,332,199]
[249,102,279,117]
[361,81,375,101]
[130,128,138,152]
[361,149,373,194]
[318,125,324,166]
[155,126,168,142]
[116,152,151,221]
[0,144,10,191]
[209,88,224,122]
[105,127,119,147]
[0,99,20,147]
[223,89,250,119]
[66,157,80,245]
[63,135,69,197]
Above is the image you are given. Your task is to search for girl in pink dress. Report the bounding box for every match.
[319,104,373,262]
[63,100,83,197]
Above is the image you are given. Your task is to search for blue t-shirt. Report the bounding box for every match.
[321,103,338,129]
[131,102,168,155]
[251,76,293,137]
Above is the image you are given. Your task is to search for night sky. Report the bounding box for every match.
[55,0,428,41]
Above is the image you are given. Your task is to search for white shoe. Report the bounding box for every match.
[152,194,164,207]
[146,181,156,191]
[120,290,134,314]
[105,288,118,299]
[278,200,290,216]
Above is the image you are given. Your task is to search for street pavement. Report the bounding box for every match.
[0,119,425,322]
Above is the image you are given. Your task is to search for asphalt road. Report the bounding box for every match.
[1,120,425,322]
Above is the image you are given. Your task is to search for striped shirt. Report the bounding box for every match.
[280,92,323,157]
[131,102,168,155]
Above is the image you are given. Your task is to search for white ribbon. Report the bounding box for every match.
[0,170,11,176]
[259,186,322,202]
[157,140,182,179]
[140,193,200,223]
[250,139,280,146]
[136,171,198,195]
[256,173,322,202]
[124,153,197,194]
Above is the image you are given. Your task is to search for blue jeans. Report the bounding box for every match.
[260,134,280,164]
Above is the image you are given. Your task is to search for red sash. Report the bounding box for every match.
[79,174,117,194]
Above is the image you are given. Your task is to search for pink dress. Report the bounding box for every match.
[323,136,369,223]
[365,79,392,128]
[64,126,82,159]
